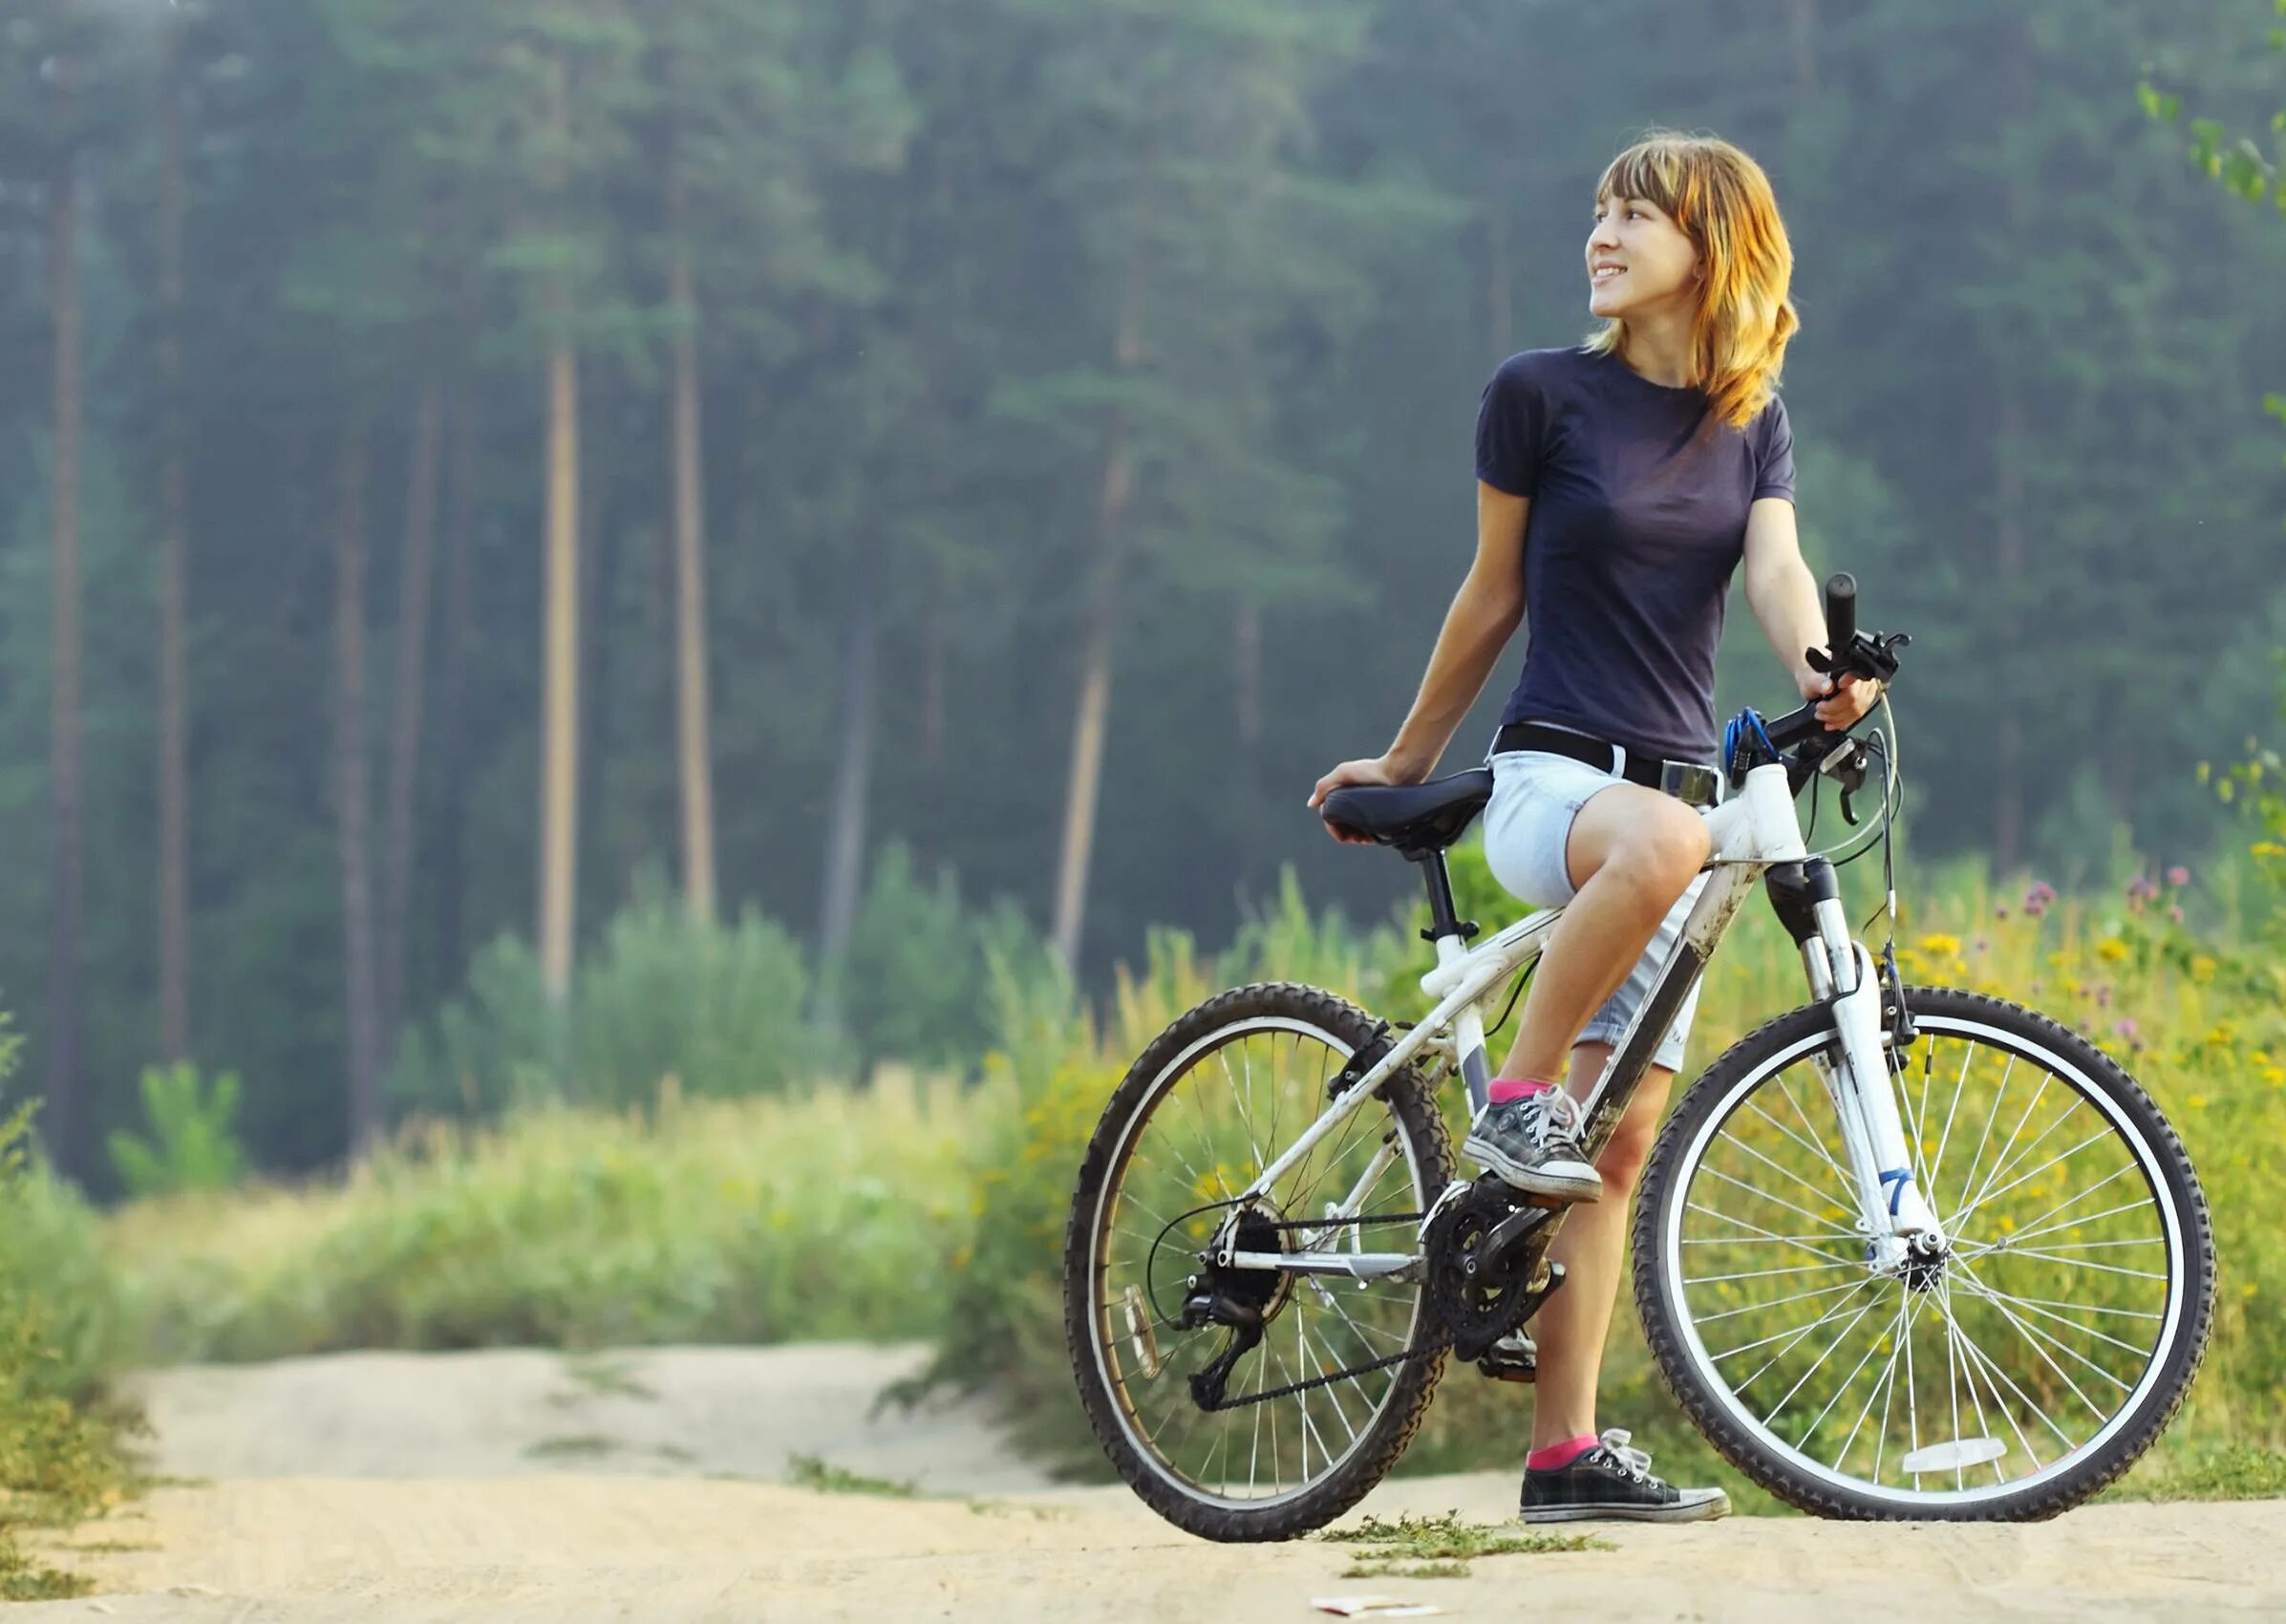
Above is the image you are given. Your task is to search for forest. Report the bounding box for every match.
[0,0,2282,1182]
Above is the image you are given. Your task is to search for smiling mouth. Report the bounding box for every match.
[1592,266,1626,282]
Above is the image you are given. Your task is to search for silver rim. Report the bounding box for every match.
[1083,1014,1439,1511]
[1657,1011,2188,1509]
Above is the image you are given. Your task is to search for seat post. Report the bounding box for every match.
[1413,851,1477,945]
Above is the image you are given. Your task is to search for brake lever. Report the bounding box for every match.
[1807,629,1912,686]
[1821,737,1871,826]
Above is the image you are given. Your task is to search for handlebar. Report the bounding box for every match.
[1730,572,1911,802]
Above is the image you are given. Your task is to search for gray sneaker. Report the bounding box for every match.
[1462,1088,1602,1202]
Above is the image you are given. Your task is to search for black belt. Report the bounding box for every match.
[1492,721,1722,808]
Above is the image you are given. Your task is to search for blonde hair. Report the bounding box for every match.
[1585,132,1797,431]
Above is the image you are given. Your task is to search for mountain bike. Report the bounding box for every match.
[1061,575,2213,1540]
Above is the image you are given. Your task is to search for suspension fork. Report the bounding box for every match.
[1771,860,1943,1267]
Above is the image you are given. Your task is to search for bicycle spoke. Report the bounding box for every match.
[1720,1275,1881,1377]
[1776,1070,1862,1203]
[1927,1036,1978,1214]
[1963,1247,2167,1283]
[1698,1166,1863,1238]
[1683,1200,1863,1261]
[1696,1275,1871,1325]
[1957,1280,2155,1359]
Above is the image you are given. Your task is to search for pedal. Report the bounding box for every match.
[1475,1330,1538,1383]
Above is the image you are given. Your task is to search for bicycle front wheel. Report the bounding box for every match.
[1062,982,1453,1542]
[1634,984,2212,1520]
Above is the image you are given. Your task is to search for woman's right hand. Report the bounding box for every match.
[1307,755,1418,845]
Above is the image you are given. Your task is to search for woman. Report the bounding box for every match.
[1307,132,1876,1523]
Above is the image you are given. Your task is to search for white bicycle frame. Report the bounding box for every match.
[1215,758,1945,1285]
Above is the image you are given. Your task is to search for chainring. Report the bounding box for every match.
[1424,1178,1561,1361]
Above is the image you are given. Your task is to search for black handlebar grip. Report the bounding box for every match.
[1825,572,1857,658]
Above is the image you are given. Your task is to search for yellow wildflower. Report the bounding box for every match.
[2190,955,2217,983]
[1917,933,1962,958]
[2095,937,2129,963]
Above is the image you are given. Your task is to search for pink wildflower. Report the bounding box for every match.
[2168,865,2190,887]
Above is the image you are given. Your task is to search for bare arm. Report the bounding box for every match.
[1384,482,1529,776]
[1309,482,1528,833]
[1741,496,1878,729]
[1741,497,1826,691]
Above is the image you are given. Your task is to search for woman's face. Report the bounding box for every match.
[1585,193,1702,320]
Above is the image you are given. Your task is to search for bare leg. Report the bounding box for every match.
[1490,783,1708,1087]
[1478,780,1706,1447]
[1519,1038,1674,1449]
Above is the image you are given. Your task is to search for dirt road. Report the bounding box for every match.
[20,1344,2285,1622]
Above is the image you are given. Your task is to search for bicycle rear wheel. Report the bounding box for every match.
[1634,984,2212,1519]
[1062,982,1453,1542]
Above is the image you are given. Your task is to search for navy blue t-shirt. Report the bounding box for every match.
[1474,345,1795,765]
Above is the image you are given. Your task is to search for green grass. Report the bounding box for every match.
[785,1452,919,1497]
[1322,1511,1609,1578]
[107,1068,993,1360]
[2106,1444,2286,1502]
[558,1355,657,1402]
[523,1434,618,1460]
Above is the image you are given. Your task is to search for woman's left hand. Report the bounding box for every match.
[1799,665,1879,730]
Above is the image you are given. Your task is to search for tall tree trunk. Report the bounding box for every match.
[1234,600,1262,753]
[1785,0,1818,97]
[538,53,582,1005]
[379,382,442,1050]
[920,591,946,775]
[1993,389,2026,874]
[46,75,85,1175]
[334,421,383,1157]
[433,384,478,1000]
[1051,303,1143,969]
[578,466,617,905]
[1231,597,1266,905]
[668,243,718,924]
[817,547,879,981]
[1484,188,1512,358]
[1991,22,2029,878]
[157,29,192,1065]
[539,344,582,1002]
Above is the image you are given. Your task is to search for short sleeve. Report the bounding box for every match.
[1474,353,1547,497]
[1754,395,1797,503]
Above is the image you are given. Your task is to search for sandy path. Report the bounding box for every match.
[18,1344,2284,1622]
[115,1343,1049,1494]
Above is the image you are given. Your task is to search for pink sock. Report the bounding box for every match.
[1487,1077,1558,1105]
[1527,1434,1599,1471]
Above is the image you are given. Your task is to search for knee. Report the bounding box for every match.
[1614,814,1709,902]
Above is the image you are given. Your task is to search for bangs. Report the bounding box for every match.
[1595,139,1694,222]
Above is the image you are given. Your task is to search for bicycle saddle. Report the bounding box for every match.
[1319,769,1494,858]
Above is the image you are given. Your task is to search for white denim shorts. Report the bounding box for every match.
[1478,745,1711,1075]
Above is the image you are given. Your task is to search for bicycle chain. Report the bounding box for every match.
[1195,1329,1451,1412]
